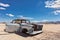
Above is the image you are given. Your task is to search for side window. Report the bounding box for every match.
[26,21,29,23]
[22,21,26,23]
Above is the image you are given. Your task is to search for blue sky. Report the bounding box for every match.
[0,0,60,22]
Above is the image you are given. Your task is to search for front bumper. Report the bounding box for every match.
[26,30,43,35]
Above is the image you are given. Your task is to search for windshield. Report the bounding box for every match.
[21,20,30,23]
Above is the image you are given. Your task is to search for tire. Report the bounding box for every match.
[4,29,6,32]
[22,29,27,33]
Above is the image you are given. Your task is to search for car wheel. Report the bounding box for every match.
[22,29,27,33]
[4,29,6,32]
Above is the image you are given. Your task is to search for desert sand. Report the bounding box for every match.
[0,23,60,40]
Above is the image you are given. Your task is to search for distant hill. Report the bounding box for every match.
[0,21,60,24]
[37,21,60,24]
[0,22,6,24]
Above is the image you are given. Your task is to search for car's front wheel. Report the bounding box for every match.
[22,29,27,33]
[4,29,6,32]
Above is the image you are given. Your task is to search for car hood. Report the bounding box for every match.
[21,23,33,26]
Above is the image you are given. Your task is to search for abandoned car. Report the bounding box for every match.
[4,19,43,35]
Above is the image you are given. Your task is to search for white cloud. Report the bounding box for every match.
[31,20,40,23]
[53,10,60,15]
[45,0,60,15]
[0,3,10,7]
[6,14,14,17]
[0,3,10,10]
[45,0,60,8]
[41,20,48,22]
[0,7,6,10]
[30,20,49,23]
[18,15,34,19]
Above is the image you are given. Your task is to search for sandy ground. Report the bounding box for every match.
[0,24,60,40]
